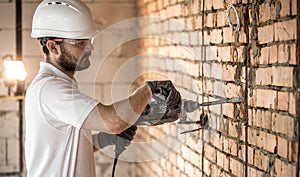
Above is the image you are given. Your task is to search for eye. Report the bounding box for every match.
[77,41,85,45]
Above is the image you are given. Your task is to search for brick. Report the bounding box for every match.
[287,164,296,177]
[211,164,222,177]
[277,92,289,111]
[238,144,245,161]
[203,158,211,176]
[189,150,200,167]
[257,131,266,149]
[177,155,185,172]
[210,29,222,44]
[225,83,242,98]
[275,158,282,176]
[238,27,248,43]
[223,27,234,43]
[208,60,222,78]
[279,0,290,17]
[264,133,277,153]
[194,16,202,30]
[270,2,277,20]
[261,110,272,130]
[289,141,298,162]
[217,151,224,167]
[204,0,213,10]
[228,121,238,138]
[272,66,295,87]
[247,146,254,165]
[230,157,244,177]
[205,13,215,28]
[289,43,297,65]
[256,89,277,109]
[222,64,236,81]
[248,108,254,126]
[180,32,189,45]
[206,46,219,62]
[248,127,257,146]
[229,138,238,156]
[204,144,217,162]
[189,31,199,46]
[259,3,271,23]
[236,46,246,63]
[255,67,272,85]
[185,162,194,177]
[211,132,222,150]
[269,45,278,64]
[224,103,234,118]
[212,0,224,10]
[181,145,190,161]
[219,46,231,62]
[248,166,263,177]
[152,161,163,176]
[217,11,226,27]
[278,44,290,63]
[275,19,297,41]
[148,2,156,13]
[255,109,262,128]
[254,150,268,170]
[272,113,294,137]
[259,46,269,64]
[258,24,274,44]
[221,153,230,172]
[214,80,226,97]
[281,161,296,177]
[277,136,288,158]
[289,92,298,115]
[166,4,182,18]
[291,0,298,15]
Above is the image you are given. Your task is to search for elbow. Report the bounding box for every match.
[109,121,129,134]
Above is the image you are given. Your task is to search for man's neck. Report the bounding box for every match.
[46,60,75,78]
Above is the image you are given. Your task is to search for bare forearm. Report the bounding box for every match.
[83,84,151,134]
[100,84,151,133]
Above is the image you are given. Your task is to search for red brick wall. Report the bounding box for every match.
[135,0,299,176]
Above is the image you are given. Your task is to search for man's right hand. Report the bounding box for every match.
[146,80,181,110]
[134,80,181,126]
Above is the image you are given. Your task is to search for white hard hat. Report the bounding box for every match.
[31,0,98,39]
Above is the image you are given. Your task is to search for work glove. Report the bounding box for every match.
[97,125,137,149]
[146,80,181,109]
[135,80,181,126]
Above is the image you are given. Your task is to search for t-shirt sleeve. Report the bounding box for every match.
[40,78,99,129]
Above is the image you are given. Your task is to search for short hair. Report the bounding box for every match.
[38,37,63,58]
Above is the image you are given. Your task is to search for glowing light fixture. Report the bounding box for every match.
[4,59,27,81]
[2,58,27,96]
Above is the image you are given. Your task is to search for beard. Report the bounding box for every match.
[58,45,91,72]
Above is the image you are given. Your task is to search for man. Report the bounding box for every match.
[25,0,181,177]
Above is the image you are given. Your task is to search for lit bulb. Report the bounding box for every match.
[4,60,27,81]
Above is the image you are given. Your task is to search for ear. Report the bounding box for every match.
[46,40,59,55]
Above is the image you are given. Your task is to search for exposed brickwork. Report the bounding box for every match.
[136,0,299,177]
[0,0,138,177]
[0,0,298,176]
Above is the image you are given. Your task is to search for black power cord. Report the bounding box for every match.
[112,143,126,177]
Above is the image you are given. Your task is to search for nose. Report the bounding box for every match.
[85,41,94,51]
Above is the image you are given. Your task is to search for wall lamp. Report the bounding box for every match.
[2,56,27,97]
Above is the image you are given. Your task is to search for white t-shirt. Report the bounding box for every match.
[25,62,99,177]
